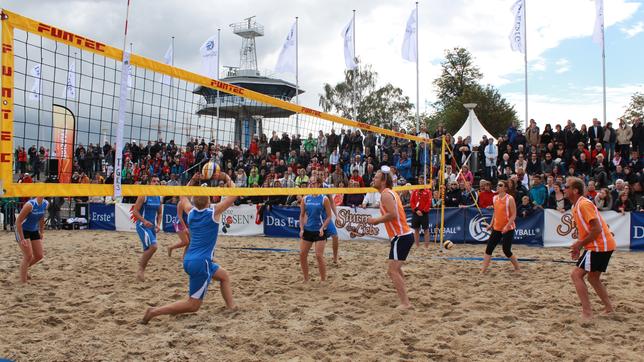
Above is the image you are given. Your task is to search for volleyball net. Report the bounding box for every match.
[0,9,438,198]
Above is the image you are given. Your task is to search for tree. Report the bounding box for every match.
[430,47,518,137]
[319,64,414,129]
[621,92,644,123]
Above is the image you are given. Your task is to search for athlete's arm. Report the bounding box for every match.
[15,202,33,246]
[503,197,517,232]
[155,199,163,233]
[214,184,239,219]
[367,192,395,225]
[132,196,151,227]
[326,194,338,217]
[299,197,307,238]
[321,198,333,235]
[572,218,602,250]
[177,197,189,228]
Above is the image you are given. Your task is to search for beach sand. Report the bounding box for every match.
[1,230,642,361]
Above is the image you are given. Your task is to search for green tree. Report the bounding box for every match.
[430,47,518,137]
[319,64,413,129]
[621,92,644,123]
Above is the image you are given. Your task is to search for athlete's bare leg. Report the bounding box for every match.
[167,230,189,257]
[315,239,327,281]
[388,260,412,309]
[571,267,593,320]
[137,244,157,282]
[587,271,614,314]
[142,298,202,324]
[213,268,236,309]
[331,235,339,263]
[299,240,313,282]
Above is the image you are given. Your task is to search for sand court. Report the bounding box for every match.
[1,230,643,361]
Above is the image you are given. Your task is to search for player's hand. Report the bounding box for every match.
[155,225,160,233]
[367,217,377,225]
[570,246,580,260]
[319,228,324,237]
[144,220,153,228]
[20,239,28,248]
[415,210,423,216]
[299,230,304,239]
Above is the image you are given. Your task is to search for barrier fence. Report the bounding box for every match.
[79,203,644,250]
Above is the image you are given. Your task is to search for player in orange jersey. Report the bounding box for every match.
[565,177,615,320]
[481,180,520,273]
[368,166,415,309]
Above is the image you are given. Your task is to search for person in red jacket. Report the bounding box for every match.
[410,175,432,248]
[477,180,495,208]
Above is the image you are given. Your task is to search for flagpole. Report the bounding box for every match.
[352,9,357,128]
[601,10,607,126]
[415,1,420,135]
[115,0,132,197]
[169,35,175,142]
[523,0,528,129]
[295,16,300,137]
[216,28,221,144]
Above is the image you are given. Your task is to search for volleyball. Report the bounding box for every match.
[201,161,220,180]
[443,240,454,250]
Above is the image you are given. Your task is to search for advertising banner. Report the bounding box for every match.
[544,209,630,249]
[88,203,115,230]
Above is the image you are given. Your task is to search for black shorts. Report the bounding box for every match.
[411,211,429,230]
[576,250,613,273]
[302,229,326,242]
[15,229,41,242]
[389,233,415,261]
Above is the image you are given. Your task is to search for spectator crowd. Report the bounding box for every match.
[11,116,644,215]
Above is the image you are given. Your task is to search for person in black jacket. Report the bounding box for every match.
[588,118,604,146]
[445,181,461,207]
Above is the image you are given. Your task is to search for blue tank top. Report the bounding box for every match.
[23,199,48,232]
[304,195,326,231]
[138,196,161,226]
[185,206,219,261]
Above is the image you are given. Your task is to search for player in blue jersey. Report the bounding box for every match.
[132,176,163,282]
[299,176,333,282]
[167,196,191,257]
[323,187,340,264]
[15,197,49,283]
[142,174,238,324]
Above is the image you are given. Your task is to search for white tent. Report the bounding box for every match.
[453,105,496,145]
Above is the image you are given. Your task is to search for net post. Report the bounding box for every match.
[439,135,446,252]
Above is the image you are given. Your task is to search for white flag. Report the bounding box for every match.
[508,0,526,53]
[275,21,297,74]
[592,0,605,47]
[200,35,219,79]
[162,42,173,85]
[341,17,357,70]
[29,64,41,101]
[63,62,76,99]
[401,8,418,62]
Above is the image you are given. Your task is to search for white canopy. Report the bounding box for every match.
[453,108,496,145]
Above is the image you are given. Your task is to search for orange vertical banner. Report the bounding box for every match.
[52,105,75,183]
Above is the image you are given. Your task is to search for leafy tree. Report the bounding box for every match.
[319,64,413,129]
[621,92,644,123]
[430,47,518,136]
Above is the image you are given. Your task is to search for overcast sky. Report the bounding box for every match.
[3,0,643,128]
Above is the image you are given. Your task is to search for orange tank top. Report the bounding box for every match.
[492,194,515,231]
[379,188,412,238]
[572,197,616,252]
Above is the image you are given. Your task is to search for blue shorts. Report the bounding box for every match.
[136,223,157,251]
[325,219,338,237]
[183,259,220,300]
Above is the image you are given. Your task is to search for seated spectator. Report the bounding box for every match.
[361,181,381,208]
[612,191,633,214]
[444,181,461,207]
[458,181,477,208]
[586,180,598,200]
[350,169,364,187]
[546,183,571,212]
[457,164,474,185]
[529,175,548,208]
[477,180,494,208]
[517,195,535,218]
[344,180,364,207]
[399,183,412,208]
[594,188,613,211]
[333,181,346,206]
[234,168,247,187]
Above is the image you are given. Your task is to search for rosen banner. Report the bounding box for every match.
[219,204,263,236]
[88,203,115,230]
[544,209,630,249]
[52,104,75,183]
[630,212,644,251]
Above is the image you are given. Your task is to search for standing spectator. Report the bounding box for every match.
[541,124,554,147]
[17,146,27,174]
[350,155,365,176]
[579,124,589,148]
[588,118,604,147]
[484,138,498,181]
[303,133,316,155]
[616,119,633,161]
[529,175,548,208]
[526,153,542,176]
[327,129,339,153]
[564,121,580,160]
[602,121,616,161]
[350,169,364,187]
[525,119,541,149]
[631,117,642,154]
[396,151,412,181]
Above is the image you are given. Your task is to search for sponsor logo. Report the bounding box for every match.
[36,23,106,52]
[633,226,644,239]
[335,209,379,238]
[209,79,244,95]
[556,213,578,239]
[265,215,300,228]
[165,214,178,225]
[301,107,322,117]
[469,214,491,242]
[205,40,215,51]
[91,211,114,223]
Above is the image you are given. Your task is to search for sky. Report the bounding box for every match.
[2,0,643,130]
